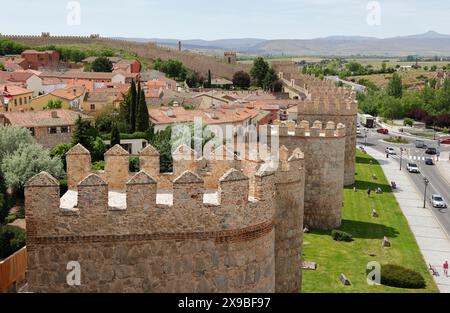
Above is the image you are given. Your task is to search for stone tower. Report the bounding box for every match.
[25,144,305,293]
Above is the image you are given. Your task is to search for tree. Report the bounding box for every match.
[262,67,278,91]
[207,69,212,88]
[153,59,187,80]
[136,88,149,132]
[129,79,138,133]
[110,121,121,146]
[49,143,73,171]
[1,143,64,191]
[45,98,62,109]
[185,71,204,88]
[91,56,113,72]
[232,71,251,89]
[387,73,403,98]
[250,57,270,87]
[72,116,94,149]
[0,126,33,163]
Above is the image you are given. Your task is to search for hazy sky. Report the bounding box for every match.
[1,0,449,40]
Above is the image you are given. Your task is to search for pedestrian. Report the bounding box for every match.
[444,260,449,277]
[386,153,389,158]
[367,188,371,197]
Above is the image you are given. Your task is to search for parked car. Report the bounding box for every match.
[431,194,447,208]
[425,158,434,165]
[425,147,437,155]
[385,147,396,155]
[406,163,420,173]
[415,140,426,148]
[356,128,361,135]
[377,128,389,134]
[440,138,450,145]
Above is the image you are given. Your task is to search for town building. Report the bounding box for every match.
[20,50,60,70]
[0,109,92,148]
[0,71,43,96]
[0,84,34,112]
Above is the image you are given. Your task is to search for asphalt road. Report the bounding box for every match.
[357,128,450,236]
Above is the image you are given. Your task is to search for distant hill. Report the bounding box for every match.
[119,31,450,56]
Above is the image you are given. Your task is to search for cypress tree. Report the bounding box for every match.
[110,121,121,146]
[129,79,137,133]
[207,69,212,88]
[136,88,149,132]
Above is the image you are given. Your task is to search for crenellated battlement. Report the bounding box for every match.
[26,143,305,239]
[272,120,346,138]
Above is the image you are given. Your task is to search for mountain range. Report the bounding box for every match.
[116,31,450,56]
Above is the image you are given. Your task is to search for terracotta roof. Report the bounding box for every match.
[65,79,95,92]
[0,71,37,83]
[0,84,33,96]
[148,106,256,125]
[1,109,92,127]
[40,71,137,80]
[51,86,85,100]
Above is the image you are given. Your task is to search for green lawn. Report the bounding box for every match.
[301,150,438,293]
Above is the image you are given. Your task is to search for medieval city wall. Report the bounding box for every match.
[275,120,346,230]
[25,143,304,293]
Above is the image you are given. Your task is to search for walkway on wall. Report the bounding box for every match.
[365,146,450,293]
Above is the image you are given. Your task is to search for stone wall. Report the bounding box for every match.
[0,35,249,80]
[25,143,305,293]
[276,121,346,230]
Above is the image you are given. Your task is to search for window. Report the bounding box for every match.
[61,126,69,133]
[28,128,35,136]
[19,98,22,105]
[48,127,57,134]
[14,99,17,106]
[24,97,27,104]
[90,104,96,111]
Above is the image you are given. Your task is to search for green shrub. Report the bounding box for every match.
[331,230,353,242]
[380,264,426,289]
[0,225,26,259]
[403,118,414,127]
[129,157,140,172]
[91,160,105,171]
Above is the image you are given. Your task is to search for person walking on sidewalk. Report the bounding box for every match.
[367,188,371,197]
[444,260,449,277]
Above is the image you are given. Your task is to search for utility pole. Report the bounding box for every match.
[423,177,429,208]
[399,148,404,171]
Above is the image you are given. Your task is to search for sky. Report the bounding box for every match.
[1,0,449,40]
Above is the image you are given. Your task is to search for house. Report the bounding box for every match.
[103,139,148,155]
[148,106,258,136]
[147,76,177,91]
[0,55,28,71]
[113,59,140,74]
[0,84,34,112]
[0,109,92,148]
[39,71,137,84]
[42,77,66,94]
[139,69,166,81]
[83,91,122,112]
[29,86,86,111]
[210,77,233,89]
[20,50,60,70]
[192,92,230,109]
[0,71,43,96]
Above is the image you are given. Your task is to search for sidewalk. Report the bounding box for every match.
[365,146,450,293]
[436,151,450,185]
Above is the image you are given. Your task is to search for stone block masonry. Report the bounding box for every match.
[24,143,305,293]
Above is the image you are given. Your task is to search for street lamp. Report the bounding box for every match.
[399,147,404,171]
[423,177,429,208]
[364,129,368,147]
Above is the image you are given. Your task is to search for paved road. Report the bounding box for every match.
[358,128,450,236]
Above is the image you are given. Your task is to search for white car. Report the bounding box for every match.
[431,194,447,208]
[385,147,396,155]
[356,128,361,135]
[406,163,419,173]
